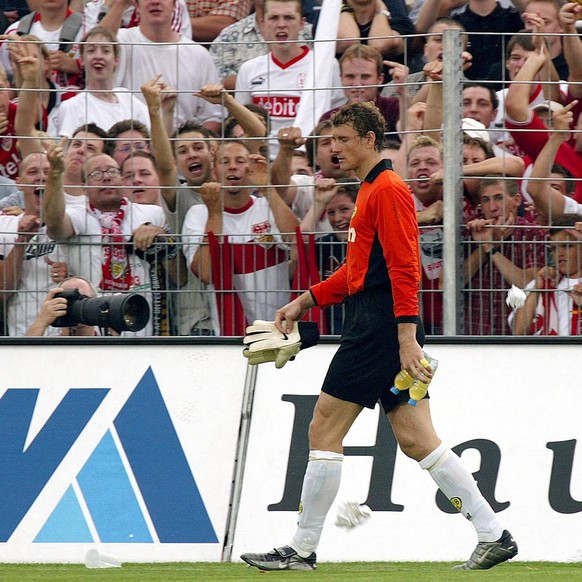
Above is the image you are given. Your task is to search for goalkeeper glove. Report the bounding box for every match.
[242,320,319,368]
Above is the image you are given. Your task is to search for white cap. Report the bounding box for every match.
[461,118,490,142]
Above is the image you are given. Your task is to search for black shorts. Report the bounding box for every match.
[321,289,425,413]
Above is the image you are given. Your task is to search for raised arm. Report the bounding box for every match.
[98,0,132,35]
[141,75,178,211]
[505,47,550,123]
[43,139,75,241]
[249,154,299,241]
[270,127,305,207]
[300,178,338,233]
[11,38,43,158]
[526,102,577,221]
[189,182,223,284]
[421,60,443,143]
[559,2,582,98]
[196,84,267,154]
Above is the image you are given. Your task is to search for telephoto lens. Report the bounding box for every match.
[52,289,150,333]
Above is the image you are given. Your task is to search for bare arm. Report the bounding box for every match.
[526,102,577,220]
[25,287,67,336]
[421,61,443,143]
[11,39,43,158]
[250,155,300,240]
[462,155,525,178]
[98,0,131,35]
[368,11,404,57]
[505,45,549,123]
[141,76,178,211]
[560,3,582,97]
[190,182,223,284]
[196,84,267,154]
[270,127,305,206]
[44,139,75,241]
[300,178,337,233]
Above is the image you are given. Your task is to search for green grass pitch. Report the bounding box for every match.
[0,562,580,581]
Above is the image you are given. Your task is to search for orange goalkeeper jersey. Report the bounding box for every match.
[310,160,421,322]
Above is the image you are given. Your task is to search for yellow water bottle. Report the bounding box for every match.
[390,364,422,395]
[408,354,438,406]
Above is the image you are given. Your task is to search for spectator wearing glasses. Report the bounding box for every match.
[42,143,172,336]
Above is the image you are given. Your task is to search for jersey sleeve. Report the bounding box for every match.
[375,173,420,320]
[310,263,348,307]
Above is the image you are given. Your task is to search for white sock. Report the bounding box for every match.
[291,450,343,557]
[420,443,503,542]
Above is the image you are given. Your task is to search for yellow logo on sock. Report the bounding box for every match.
[450,497,463,512]
[298,502,303,515]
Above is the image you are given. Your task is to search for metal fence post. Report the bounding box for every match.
[442,28,464,336]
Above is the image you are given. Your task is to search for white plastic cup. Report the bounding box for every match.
[84,549,122,569]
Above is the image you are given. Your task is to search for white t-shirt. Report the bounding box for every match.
[182,196,291,324]
[51,89,151,137]
[63,198,167,336]
[0,214,66,336]
[509,276,582,336]
[114,27,223,127]
[235,47,344,156]
[84,0,192,39]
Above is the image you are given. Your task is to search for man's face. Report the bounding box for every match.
[136,0,175,27]
[82,36,118,83]
[65,132,104,180]
[326,190,355,240]
[85,154,123,211]
[407,145,442,197]
[122,156,160,205]
[215,142,250,194]
[550,172,573,198]
[111,130,150,167]
[549,230,582,277]
[463,143,487,165]
[331,124,368,175]
[175,131,213,186]
[424,23,465,62]
[341,57,383,104]
[479,183,519,221]
[291,155,313,176]
[506,45,531,80]
[17,153,50,214]
[462,87,496,127]
[315,130,344,178]
[260,0,304,45]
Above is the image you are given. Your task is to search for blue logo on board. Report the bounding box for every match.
[0,367,217,544]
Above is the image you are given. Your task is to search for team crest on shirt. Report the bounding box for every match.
[351,206,357,219]
[252,221,275,247]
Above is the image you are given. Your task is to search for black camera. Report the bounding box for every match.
[51,289,150,333]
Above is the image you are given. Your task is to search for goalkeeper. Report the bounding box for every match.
[241,102,517,572]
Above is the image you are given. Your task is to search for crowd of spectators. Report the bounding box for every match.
[1,0,582,337]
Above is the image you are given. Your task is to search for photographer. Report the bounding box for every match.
[26,276,100,336]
